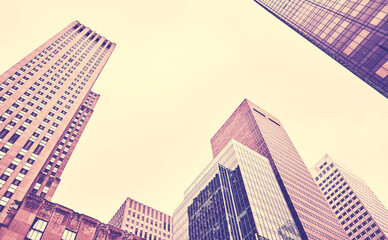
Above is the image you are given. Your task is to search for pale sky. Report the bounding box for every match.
[0,0,387,224]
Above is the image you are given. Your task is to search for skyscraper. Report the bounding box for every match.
[109,197,173,240]
[252,0,388,98]
[174,140,302,240]
[311,154,388,240]
[211,99,347,239]
[0,21,115,223]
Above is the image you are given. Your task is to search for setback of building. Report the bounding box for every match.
[0,20,115,223]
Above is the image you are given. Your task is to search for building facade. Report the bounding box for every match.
[252,0,388,98]
[210,99,347,239]
[109,198,172,240]
[0,20,115,222]
[311,154,388,240]
[0,194,143,240]
[174,140,302,240]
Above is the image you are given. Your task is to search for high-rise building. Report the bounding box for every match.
[174,139,302,240]
[0,20,115,223]
[210,99,347,239]
[252,0,388,98]
[311,154,388,240]
[109,197,173,240]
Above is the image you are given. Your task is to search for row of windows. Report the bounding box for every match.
[26,218,76,240]
[29,37,107,197]
[338,200,361,221]
[0,88,73,207]
[293,203,344,234]
[127,214,171,231]
[0,65,60,141]
[294,193,340,226]
[130,226,170,240]
[332,189,353,210]
[324,178,348,197]
[33,108,88,197]
[0,27,80,104]
[286,0,385,80]
[315,162,335,181]
[348,220,382,239]
[287,184,341,224]
[300,216,346,240]
[0,32,91,176]
[320,169,339,190]
[361,233,386,240]
[127,224,171,239]
[0,30,108,212]
[0,29,89,150]
[249,112,292,175]
[0,26,77,94]
[347,214,371,233]
[249,111,317,186]
[247,110,343,234]
[0,29,95,150]
[325,178,348,199]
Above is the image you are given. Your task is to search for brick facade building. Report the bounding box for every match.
[0,194,143,240]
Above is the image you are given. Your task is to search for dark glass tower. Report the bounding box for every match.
[252,0,388,98]
[174,140,302,240]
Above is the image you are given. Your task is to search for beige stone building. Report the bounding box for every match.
[311,154,388,240]
[109,198,172,240]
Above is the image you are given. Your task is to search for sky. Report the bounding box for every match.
[0,0,387,224]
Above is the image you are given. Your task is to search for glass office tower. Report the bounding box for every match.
[252,0,388,98]
[311,154,388,240]
[0,21,115,223]
[211,99,347,239]
[174,140,302,240]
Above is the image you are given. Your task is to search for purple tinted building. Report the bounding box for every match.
[0,21,115,223]
[252,0,388,98]
[311,155,388,240]
[211,99,348,240]
[109,197,173,240]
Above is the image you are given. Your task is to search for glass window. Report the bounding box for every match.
[26,218,48,240]
[62,229,77,240]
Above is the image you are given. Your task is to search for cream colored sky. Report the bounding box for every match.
[0,0,387,224]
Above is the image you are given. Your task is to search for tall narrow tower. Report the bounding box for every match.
[311,154,388,239]
[252,0,388,98]
[0,21,115,222]
[211,99,347,239]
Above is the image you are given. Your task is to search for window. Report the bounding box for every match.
[62,229,76,240]
[33,145,44,155]
[26,218,48,240]
[0,129,9,139]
